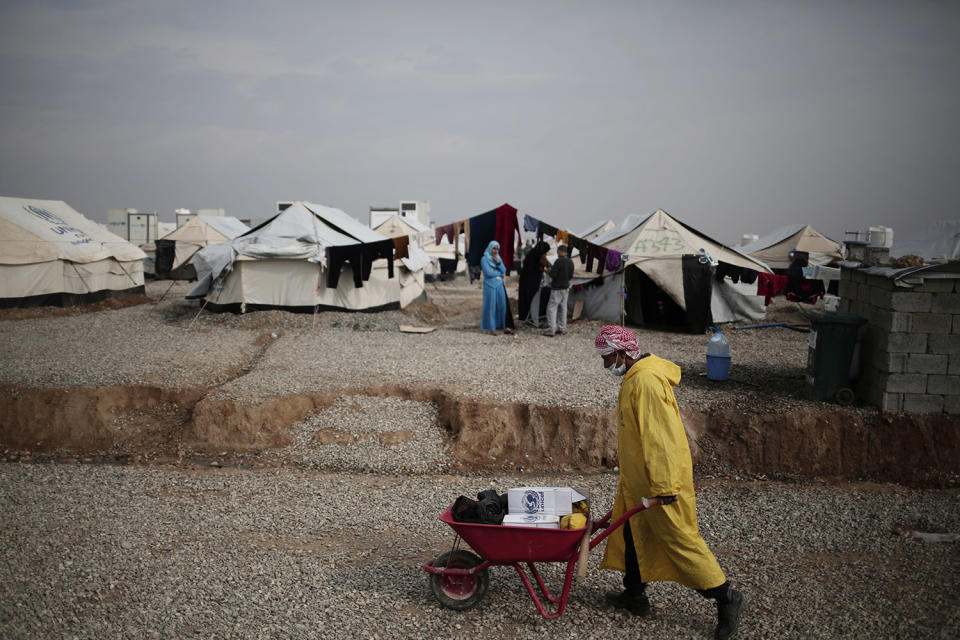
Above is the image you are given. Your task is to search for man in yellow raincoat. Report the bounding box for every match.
[595,325,745,640]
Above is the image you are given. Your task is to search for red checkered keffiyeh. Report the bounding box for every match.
[594,325,641,358]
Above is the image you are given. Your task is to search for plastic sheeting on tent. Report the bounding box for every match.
[571,210,771,327]
[890,220,960,261]
[0,195,145,307]
[154,215,249,279]
[739,224,842,268]
[186,201,424,312]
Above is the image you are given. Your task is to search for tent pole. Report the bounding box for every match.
[620,267,627,327]
[313,263,321,329]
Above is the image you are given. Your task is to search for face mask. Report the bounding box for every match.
[608,354,627,377]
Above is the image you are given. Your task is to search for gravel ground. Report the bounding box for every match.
[0,279,825,414]
[3,278,956,639]
[1,463,957,640]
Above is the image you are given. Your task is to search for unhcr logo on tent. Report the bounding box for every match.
[24,205,93,245]
[25,204,67,226]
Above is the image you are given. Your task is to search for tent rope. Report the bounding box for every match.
[188,298,210,331]
[313,262,322,329]
[69,262,92,294]
[310,204,323,329]
[157,279,178,303]
[114,259,139,287]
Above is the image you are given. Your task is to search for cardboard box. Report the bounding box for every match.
[508,487,587,516]
[502,514,560,529]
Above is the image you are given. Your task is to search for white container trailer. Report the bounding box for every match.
[127,211,158,245]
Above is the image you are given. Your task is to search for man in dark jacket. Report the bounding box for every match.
[543,245,574,336]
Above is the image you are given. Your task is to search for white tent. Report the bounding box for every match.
[0,196,145,307]
[739,224,842,268]
[566,210,772,327]
[373,214,430,244]
[154,215,249,279]
[891,220,960,261]
[187,201,425,312]
[579,219,615,241]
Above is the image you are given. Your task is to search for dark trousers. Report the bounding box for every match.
[622,518,731,603]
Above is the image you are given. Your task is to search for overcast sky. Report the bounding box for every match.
[1,0,958,245]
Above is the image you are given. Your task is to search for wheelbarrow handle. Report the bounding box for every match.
[587,501,658,550]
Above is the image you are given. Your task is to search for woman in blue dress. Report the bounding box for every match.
[480,240,509,335]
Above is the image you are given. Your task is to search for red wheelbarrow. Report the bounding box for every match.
[422,500,658,619]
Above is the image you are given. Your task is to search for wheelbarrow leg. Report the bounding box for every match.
[510,557,579,620]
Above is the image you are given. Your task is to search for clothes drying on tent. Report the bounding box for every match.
[739,224,842,269]
[187,201,418,313]
[568,209,772,326]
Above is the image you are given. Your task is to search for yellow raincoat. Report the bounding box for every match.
[600,354,726,590]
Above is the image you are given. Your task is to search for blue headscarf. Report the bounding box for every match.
[483,240,501,263]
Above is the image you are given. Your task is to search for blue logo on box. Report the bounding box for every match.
[522,490,542,514]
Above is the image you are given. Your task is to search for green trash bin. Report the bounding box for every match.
[805,310,865,405]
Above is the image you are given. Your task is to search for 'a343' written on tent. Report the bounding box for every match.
[24,205,94,246]
[633,233,688,254]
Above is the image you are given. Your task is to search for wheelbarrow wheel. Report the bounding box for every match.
[429,550,488,610]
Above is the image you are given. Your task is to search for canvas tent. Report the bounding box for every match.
[579,219,615,241]
[154,215,249,279]
[373,214,430,245]
[0,196,145,308]
[562,209,772,329]
[891,220,960,261]
[186,201,426,312]
[739,224,842,269]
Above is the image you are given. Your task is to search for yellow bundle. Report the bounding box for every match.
[560,513,587,530]
[572,500,589,514]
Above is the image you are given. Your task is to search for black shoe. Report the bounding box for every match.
[604,590,651,617]
[715,589,745,640]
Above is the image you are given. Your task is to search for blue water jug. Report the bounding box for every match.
[706,326,730,381]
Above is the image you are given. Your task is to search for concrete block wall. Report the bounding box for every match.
[838,268,960,414]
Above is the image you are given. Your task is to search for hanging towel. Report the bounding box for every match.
[556,229,569,245]
[756,272,788,305]
[435,224,454,245]
[568,236,589,264]
[494,203,521,272]
[523,214,539,232]
[452,219,470,258]
[590,245,607,275]
[391,235,409,260]
[326,244,363,289]
[786,278,826,304]
[468,210,497,266]
[537,220,558,243]
[715,262,741,283]
[359,239,395,282]
[605,249,622,272]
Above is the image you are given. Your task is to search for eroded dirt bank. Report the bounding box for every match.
[1,383,958,487]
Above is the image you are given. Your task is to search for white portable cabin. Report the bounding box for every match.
[0,196,145,307]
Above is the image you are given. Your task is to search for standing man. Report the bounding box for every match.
[542,244,574,337]
[595,325,745,640]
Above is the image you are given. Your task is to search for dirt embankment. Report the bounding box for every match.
[1,382,958,487]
